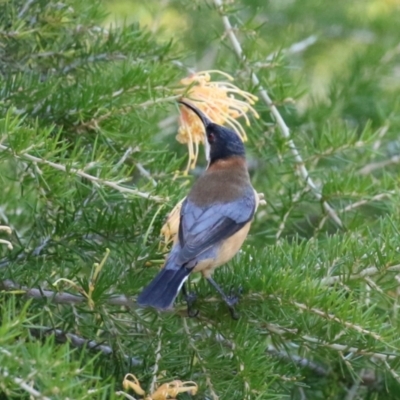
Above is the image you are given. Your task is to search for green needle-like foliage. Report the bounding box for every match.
[1,0,400,399]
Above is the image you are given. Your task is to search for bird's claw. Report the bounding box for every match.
[188,307,199,318]
[226,286,242,319]
[184,292,199,318]
[228,307,240,320]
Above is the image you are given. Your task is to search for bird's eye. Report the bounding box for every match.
[207,132,215,143]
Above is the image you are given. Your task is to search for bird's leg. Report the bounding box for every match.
[206,277,240,319]
[181,283,199,317]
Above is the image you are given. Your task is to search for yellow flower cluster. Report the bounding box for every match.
[122,374,198,400]
[175,70,258,171]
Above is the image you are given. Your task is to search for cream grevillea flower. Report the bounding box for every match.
[122,373,198,400]
[175,70,258,172]
[160,197,184,248]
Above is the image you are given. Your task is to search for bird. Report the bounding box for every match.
[137,100,258,317]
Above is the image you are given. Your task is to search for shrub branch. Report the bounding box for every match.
[0,143,163,202]
[213,0,343,228]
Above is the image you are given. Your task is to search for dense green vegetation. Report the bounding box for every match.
[1,0,400,398]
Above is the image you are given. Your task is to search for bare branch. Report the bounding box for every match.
[265,322,400,361]
[12,376,51,400]
[0,143,163,202]
[62,53,127,74]
[149,327,163,394]
[29,327,142,366]
[266,345,330,377]
[183,319,219,400]
[340,192,394,213]
[268,294,382,341]
[276,189,307,241]
[344,381,361,400]
[321,264,400,286]
[384,360,400,384]
[0,236,51,269]
[213,0,343,228]
[1,352,51,400]
[359,155,400,175]
[115,391,138,400]
[75,95,178,133]
[17,0,35,18]
[0,279,135,308]
[264,35,318,62]
[316,191,394,232]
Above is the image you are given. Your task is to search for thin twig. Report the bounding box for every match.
[183,319,219,400]
[115,391,138,400]
[303,334,396,361]
[1,351,51,400]
[321,264,400,286]
[0,236,52,269]
[75,95,178,132]
[264,35,318,62]
[114,147,135,169]
[0,279,135,308]
[12,376,51,400]
[213,0,343,228]
[0,144,162,201]
[3,278,399,369]
[344,381,361,400]
[384,360,400,384]
[4,258,400,313]
[316,191,394,233]
[265,322,399,361]
[359,155,400,175]
[266,345,330,377]
[275,189,307,241]
[268,294,382,340]
[62,53,127,74]
[29,327,142,366]
[149,327,163,394]
[135,163,158,187]
[297,387,307,400]
[17,0,35,18]
[340,192,394,213]
[171,60,196,74]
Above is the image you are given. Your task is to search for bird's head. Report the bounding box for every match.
[179,100,245,165]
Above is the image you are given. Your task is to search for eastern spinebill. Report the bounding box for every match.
[137,100,258,317]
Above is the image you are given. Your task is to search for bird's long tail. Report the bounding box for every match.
[137,266,190,310]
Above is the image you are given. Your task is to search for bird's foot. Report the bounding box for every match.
[182,284,199,317]
[185,292,199,318]
[207,277,242,319]
[225,286,242,320]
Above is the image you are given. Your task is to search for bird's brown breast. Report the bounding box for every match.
[188,156,251,206]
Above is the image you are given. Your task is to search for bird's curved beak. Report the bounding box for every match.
[178,100,212,128]
[178,100,213,165]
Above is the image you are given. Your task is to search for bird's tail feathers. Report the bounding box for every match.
[137,265,190,310]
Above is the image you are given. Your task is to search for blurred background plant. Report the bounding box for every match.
[1,0,400,398]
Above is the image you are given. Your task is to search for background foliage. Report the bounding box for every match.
[1,0,400,398]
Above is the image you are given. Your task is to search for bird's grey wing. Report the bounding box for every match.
[177,186,256,265]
